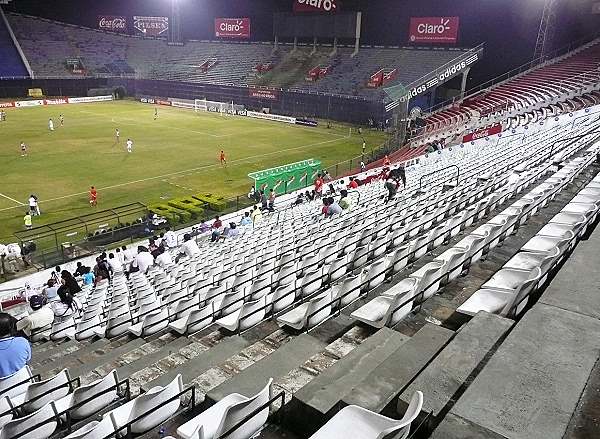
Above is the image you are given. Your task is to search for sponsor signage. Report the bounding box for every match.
[293,0,340,13]
[399,52,479,102]
[409,17,459,44]
[215,18,251,38]
[462,124,502,143]
[98,15,127,33]
[0,102,15,108]
[295,118,318,127]
[133,16,169,36]
[68,96,114,104]
[249,88,279,100]
[45,98,68,105]
[15,100,44,108]
[246,111,296,124]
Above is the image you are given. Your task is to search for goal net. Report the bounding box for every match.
[194,99,243,115]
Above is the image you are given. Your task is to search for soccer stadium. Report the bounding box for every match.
[0,0,599,438]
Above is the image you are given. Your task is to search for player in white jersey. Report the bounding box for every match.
[115,128,120,144]
[126,138,133,153]
[48,118,54,131]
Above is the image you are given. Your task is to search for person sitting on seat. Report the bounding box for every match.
[42,278,59,302]
[326,197,343,217]
[339,190,352,210]
[240,211,253,227]
[177,234,200,262]
[211,216,223,242]
[50,289,82,323]
[0,313,31,379]
[16,295,54,338]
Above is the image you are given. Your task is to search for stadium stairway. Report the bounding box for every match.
[0,7,28,78]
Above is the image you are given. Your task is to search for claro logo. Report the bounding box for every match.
[296,0,338,12]
[417,18,451,35]
[220,20,244,32]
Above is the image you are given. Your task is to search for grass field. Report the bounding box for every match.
[0,100,387,241]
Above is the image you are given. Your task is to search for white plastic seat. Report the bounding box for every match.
[75,315,103,341]
[0,395,13,429]
[64,416,116,439]
[128,308,169,337]
[267,281,296,313]
[300,267,323,297]
[327,254,349,283]
[55,370,119,420]
[10,369,71,414]
[0,401,59,439]
[216,290,245,316]
[330,272,363,308]
[351,277,418,328]
[308,391,423,439]
[385,244,411,275]
[170,302,214,335]
[106,375,184,435]
[177,379,272,439]
[277,291,331,330]
[0,366,34,398]
[50,317,76,341]
[215,296,267,332]
[363,259,389,291]
[410,260,446,300]
[434,246,468,284]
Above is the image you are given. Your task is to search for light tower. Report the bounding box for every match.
[533,0,558,62]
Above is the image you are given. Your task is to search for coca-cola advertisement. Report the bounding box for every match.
[409,17,460,44]
[462,124,502,143]
[249,88,279,100]
[98,15,127,33]
[293,0,340,13]
[0,102,15,108]
[215,18,251,38]
[133,16,169,37]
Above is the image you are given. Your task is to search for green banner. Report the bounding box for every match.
[248,159,322,195]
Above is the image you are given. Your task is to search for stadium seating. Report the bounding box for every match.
[0,10,28,78]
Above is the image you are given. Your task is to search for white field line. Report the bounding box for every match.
[0,134,350,212]
[0,193,25,206]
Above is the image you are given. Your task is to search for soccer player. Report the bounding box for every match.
[219,150,227,166]
[48,118,54,131]
[59,114,64,126]
[89,186,98,207]
[126,138,133,153]
[115,128,120,143]
[154,108,158,120]
[362,140,366,155]
[24,212,32,229]
[20,141,27,157]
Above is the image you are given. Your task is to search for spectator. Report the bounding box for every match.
[155,246,173,268]
[131,246,154,274]
[321,197,331,216]
[107,253,123,275]
[59,270,82,296]
[348,177,359,189]
[323,170,332,181]
[305,190,314,201]
[383,155,391,166]
[251,206,263,225]
[82,268,95,286]
[50,288,82,322]
[326,197,343,217]
[339,190,352,210]
[93,256,111,283]
[260,190,268,211]
[73,262,88,277]
[294,193,305,205]
[0,313,31,378]
[42,279,59,301]
[16,295,54,338]
[115,247,124,265]
[314,174,324,198]
[240,211,253,227]
[23,212,32,229]
[123,245,136,265]
[327,183,336,196]
[178,234,200,261]
[360,161,366,173]
[148,237,158,254]
[211,216,223,242]
[268,189,276,212]
[163,226,177,249]
[226,223,240,239]
[385,175,400,203]
[247,186,256,200]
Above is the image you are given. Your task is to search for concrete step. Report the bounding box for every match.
[286,327,409,436]
[139,334,251,393]
[397,311,513,428]
[205,333,328,405]
[432,304,600,439]
[30,339,81,366]
[342,323,453,416]
[34,337,112,377]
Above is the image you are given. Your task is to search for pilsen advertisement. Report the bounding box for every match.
[409,17,460,44]
[133,16,169,36]
[293,0,340,13]
[249,88,279,100]
[97,15,127,33]
[215,18,251,38]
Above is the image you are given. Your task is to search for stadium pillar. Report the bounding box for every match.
[293,37,298,53]
[460,67,471,99]
[330,37,338,56]
[352,12,362,58]
[273,35,279,54]
[169,0,182,44]
[311,37,318,55]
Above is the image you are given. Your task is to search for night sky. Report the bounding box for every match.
[5,0,600,86]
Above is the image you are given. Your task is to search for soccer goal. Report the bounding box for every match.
[194,99,241,115]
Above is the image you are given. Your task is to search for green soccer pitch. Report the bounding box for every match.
[0,100,388,241]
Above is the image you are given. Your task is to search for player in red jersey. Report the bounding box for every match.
[219,150,227,166]
[89,186,98,207]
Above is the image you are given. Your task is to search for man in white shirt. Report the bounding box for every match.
[107,252,123,275]
[163,227,177,248]
[28,195,40,216]
[126,138,133,153]
[176,234,200,262]
[48,118,54,131]
[16,295,54,337]
[132,246,153,274]
[155,247,173,268]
